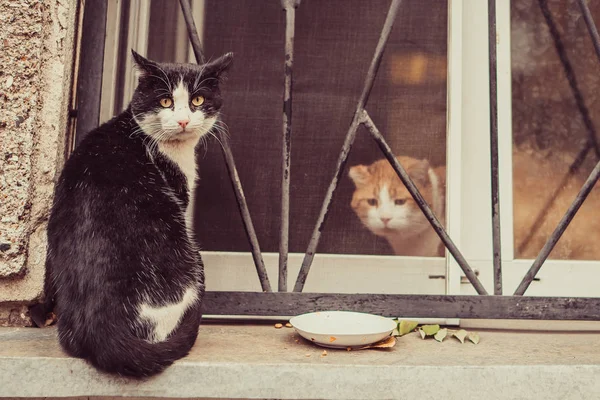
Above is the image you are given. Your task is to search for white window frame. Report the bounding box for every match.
[454,0,600,298]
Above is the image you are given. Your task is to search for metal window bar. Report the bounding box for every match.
[174,0,600,319]
[279,0,300,292]
[488,0,502,295]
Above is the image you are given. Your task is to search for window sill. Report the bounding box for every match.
[1,323,599,399]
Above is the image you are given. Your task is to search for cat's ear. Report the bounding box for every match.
[202,52,234,82]
[407,159,430,186]
[131,50,159,76]
[349,165,371,188]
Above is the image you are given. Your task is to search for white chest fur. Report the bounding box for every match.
[158,138,199,229]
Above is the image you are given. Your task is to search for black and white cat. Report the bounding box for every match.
[35,50,233,377]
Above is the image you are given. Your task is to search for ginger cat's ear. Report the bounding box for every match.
[407,159,430,186]
[349,165,371,188]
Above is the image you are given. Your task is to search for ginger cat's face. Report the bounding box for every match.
[348,157,434,238]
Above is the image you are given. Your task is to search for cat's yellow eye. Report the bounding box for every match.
[191,96,205,106]
[367,198,378,206]
[395,199,407,206]
[160,98,173,108]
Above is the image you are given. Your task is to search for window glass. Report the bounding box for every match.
[196,0,448,256]
[512,0,600,260]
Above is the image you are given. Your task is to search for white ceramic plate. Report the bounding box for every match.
[289,311,397,349]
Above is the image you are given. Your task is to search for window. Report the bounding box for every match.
[76,0,600,319]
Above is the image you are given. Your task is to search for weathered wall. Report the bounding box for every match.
[0,0,77,314]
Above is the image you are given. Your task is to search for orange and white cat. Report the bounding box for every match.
[349,156,446,257]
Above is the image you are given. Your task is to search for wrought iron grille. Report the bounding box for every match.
[80,0,600,320]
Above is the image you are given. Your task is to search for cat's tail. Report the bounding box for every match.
[75,306,201,378]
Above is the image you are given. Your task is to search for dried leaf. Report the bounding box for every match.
[453,329,468,343]
[421,324,440,336]
[434,328,447,342]
[360,336,397,349]
[468,332,480,344]
[418,329,426,339]
[398,320,419,336]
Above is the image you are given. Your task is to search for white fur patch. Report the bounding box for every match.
[158,139,198,229]
[428,168,443,217]
[367,184,411,233]
[138,286,198,343]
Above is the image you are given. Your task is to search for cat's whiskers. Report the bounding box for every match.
[197,134,209,159]
[212,120,230,140]
[131,122,166,152]
[151,129,172,155]
[206,130,226,149]
[210,122,230,142]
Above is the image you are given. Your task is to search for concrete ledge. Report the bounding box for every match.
[1,323,600,399]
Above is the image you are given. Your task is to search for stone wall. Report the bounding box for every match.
[0,0,77,321]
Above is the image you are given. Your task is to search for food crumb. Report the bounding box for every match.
[285,322,292,328]
[321,350,328,357]
[305,354,311,357]
[346,347,352,351]
[274,323,283,329]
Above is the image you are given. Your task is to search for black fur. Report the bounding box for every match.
[37,51,233,377]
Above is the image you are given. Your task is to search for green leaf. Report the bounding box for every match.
[434,328,447,342]
[453,329,468,344]
[421,324,440,336]
[468,332,480,344]
[398,320,419,336]
[418,329,426,339]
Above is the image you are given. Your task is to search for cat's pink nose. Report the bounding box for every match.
[178,120,189,129]
[380,218,391,225]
